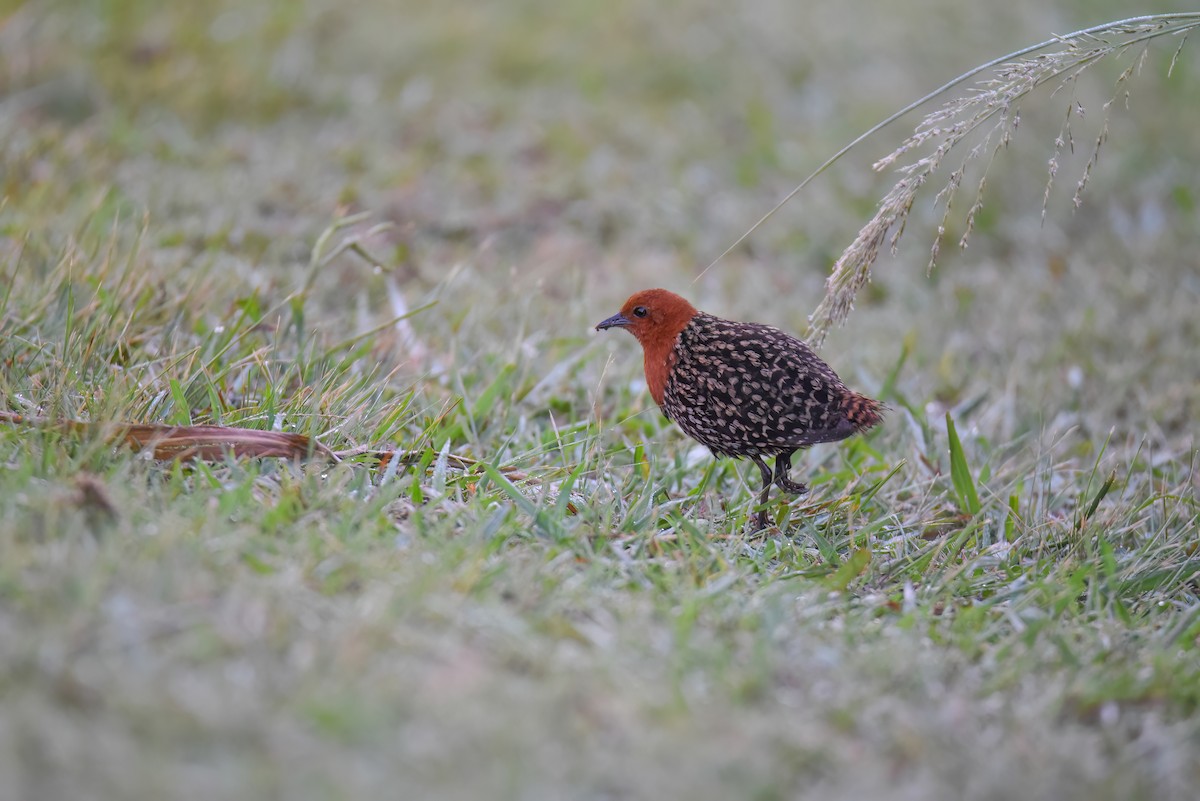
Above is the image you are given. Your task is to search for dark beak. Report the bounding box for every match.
[595,312,630,331]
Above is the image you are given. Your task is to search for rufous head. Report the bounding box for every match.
[596,289,699,405]
[594,289,698,345]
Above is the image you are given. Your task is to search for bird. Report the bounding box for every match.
[596,288,882,529]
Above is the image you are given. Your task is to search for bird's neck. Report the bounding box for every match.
[640,319,692,406]
[643,344,677,406]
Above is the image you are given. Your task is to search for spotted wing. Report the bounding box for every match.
[662,315,855,456]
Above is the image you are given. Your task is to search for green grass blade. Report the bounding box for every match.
[946,412,981,516]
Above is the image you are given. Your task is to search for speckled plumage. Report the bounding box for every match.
[597,288,882,528]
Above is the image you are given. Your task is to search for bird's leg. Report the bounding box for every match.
[772,450,809,495]
[748,455,773,530]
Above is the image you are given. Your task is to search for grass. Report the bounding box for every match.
[2,0,1199,799]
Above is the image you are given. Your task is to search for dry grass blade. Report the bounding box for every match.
[118,424,332,461]
[1,411,335,462]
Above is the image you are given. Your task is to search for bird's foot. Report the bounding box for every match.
[772,452,809,496]
[775,477,808,495]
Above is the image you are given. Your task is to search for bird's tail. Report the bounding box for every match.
[844,392,884,432]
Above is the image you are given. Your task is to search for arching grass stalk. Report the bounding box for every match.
[702,14,1200,345]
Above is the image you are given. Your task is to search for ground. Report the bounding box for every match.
[1,1,1198,799]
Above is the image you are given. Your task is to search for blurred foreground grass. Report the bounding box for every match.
[1,1,1198,799]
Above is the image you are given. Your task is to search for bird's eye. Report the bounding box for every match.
[632,306,648,318]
